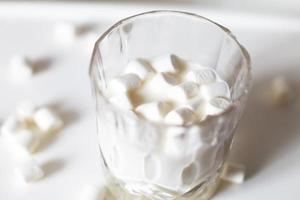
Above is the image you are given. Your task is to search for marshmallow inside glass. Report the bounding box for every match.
[90,11,251,200]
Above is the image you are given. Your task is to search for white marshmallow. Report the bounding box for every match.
[109,93,133,110]
[14,129,40,153]
[15,101,36,121]
[209,96,231,109]
[200,81,230,100]
[269,76,292,106]
[80,184,107,200]
[135,102,172,123]
[54,22,77,43]
[189,99,207,121]
[109,74,141,95]
[124,59,155,80]
[192,97,231,118]
[141,73,179,101]
[33,108,63,133]
[15,159,44,183]
[185,68,217,85]
[1,116,20,136]
[9,55,33,82]
[164,106,197,125]
[151,54,184,73]
[168,82,199,103]
[221,162,246,184]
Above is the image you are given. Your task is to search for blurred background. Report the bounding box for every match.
[0,0,300,200]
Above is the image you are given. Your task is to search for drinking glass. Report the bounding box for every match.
[89,10,251,200]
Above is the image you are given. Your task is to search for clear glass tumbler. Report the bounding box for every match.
[89,11,251,200]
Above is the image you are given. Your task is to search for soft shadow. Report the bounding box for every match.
[31,57,53,74]
[228,71,300,178]
[76,23,97,36]
[43,159,65,177]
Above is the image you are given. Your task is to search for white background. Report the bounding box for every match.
[0,1,300,200]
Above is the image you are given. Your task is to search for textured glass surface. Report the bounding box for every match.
[90,11,251,200]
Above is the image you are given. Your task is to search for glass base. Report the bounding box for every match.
[103,177,221,200]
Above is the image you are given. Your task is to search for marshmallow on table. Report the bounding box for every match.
[80,184,108,200]
[15,101,36,121]
[200,81,230,100]
[0,116,21,136]
[109,93,133,110]
[220,162,246,184]
[108,73,141,95]
[54,22,77,43]
[124,59,155,80]
[164,106,197,125]
[9,55,33,82]
[185,68,217,85]
[269,76,292,106]
[151,54,185,73]
[135,102,172,123]
[168,81,199,103]
[33,107,63,133]
[13,129,41,153]
[15,159,44,183]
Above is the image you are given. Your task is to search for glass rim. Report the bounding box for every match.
[90,10,252,128]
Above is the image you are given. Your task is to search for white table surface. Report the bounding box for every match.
[0,2,300,200]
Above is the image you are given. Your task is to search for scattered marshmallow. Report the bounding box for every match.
[135,102,172,123]
[220,162,246,184]
[54,22,78,43]
[151,54,184,73]
[9,55,33,82]
[33,107,63,133]
[124,59,155,80]
[109,74,141,95]
[185,68,217,85]
[269,76,292,106]
[15,159,44,183]
[15,101,36,121]
[164,106,197,125]
[0,116,20,136]
[109,93,133,110]
[168,81,199,103]
[200,81,230,100]
[13,129,40,153]
[80,184,108,200]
